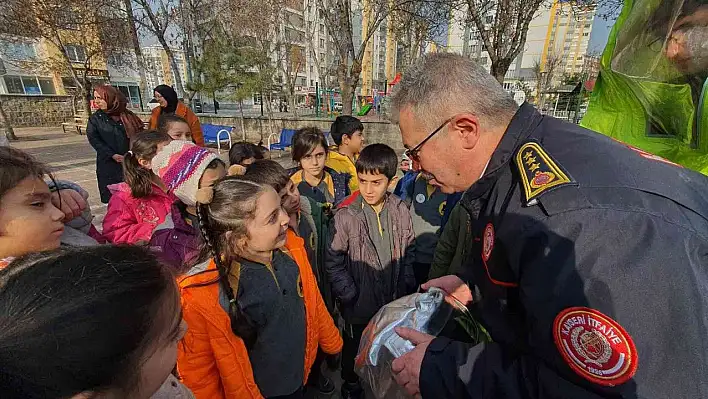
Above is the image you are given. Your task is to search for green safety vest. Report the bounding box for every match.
[581,0,708,174]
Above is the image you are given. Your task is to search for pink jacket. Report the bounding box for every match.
[103,183,175,244]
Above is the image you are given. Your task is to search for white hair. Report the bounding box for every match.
[390,53,518,130]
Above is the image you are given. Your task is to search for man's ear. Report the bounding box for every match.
[341,134,350,146]
[451,113,481,150]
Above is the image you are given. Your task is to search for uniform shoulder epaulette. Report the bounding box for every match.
[514,140,576,206]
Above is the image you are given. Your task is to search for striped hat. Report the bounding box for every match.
[151,140,220,206]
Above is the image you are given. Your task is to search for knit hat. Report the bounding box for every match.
[151,140,221,206]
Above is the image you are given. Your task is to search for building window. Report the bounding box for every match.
[583,32,589,36]
[65,45,87,63]
[320,38,325,48]
[4,76,23,94]
[38,78,56,94]
[3,75,55,95]
[62,77,78,89]
[3,41,37,60]
[320,24,324,34]
[310,79,314,86]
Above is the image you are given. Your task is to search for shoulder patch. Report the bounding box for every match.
[515,141,575,206]
[553,307,638,387]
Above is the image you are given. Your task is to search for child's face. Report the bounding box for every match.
[244,188,290,252]
[138,141,171,170]
[199,163,226,189]
[299,144,327,178]
[358,171,389,207]
[279,180,301,214]
[343,130,364,153]
[0,177,65,259]
[167,122,192,142]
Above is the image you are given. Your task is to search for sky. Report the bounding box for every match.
[588,3,620,54]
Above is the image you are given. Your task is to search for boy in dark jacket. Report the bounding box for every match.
[394,171,461,285]
[326,144,416,399]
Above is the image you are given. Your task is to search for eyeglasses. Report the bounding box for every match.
[404,116,454,162]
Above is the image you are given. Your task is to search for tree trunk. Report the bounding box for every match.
[0,100,17,141]
[490,59,513,85]
[239,99,246,141]
[123,0,148,110]
[160,38,186,97]
[82,84,92,118]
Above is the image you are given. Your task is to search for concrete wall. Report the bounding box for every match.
[138,113,404,152]
[1,95,74,127]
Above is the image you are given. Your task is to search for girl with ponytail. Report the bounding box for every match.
[177,176,342,399]
[102,131,174,244]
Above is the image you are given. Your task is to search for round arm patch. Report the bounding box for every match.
[553,307,638,387]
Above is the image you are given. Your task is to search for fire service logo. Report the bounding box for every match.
[553,307,638,386]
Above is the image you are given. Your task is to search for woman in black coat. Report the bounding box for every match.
[86,85,144,203]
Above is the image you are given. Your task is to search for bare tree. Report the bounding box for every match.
[1,0,134,115]
[532,51,562,109]
[318,0,396,115]
[462,0,549,83]
[122,0,148,108]
[392,0,453,71]
[131,0,186,97]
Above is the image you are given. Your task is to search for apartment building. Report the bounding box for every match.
[446,0,596,85]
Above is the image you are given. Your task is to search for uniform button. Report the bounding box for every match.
[282,289,287,295]
[173,235,178,240]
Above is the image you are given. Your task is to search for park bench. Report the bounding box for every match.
[202,124,233,153]
[267,128,296,156]
[267,129,332,156]
[62,114,88,135]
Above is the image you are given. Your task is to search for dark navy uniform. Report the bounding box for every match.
[420,103,708,398]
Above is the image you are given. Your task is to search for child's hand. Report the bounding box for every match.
[51,189,87,221]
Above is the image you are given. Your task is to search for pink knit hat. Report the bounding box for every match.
[151,141,221,206]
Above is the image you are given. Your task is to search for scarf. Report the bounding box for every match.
[154,84,179,114]
[93,85,144,140]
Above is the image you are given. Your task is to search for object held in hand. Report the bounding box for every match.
[355,288,460,399]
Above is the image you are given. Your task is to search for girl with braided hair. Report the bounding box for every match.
[176,175,342,399]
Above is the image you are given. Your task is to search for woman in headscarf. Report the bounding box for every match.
[148,85,204,146]
[86,85,145,203]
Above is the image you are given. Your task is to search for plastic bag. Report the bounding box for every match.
[354,288,455,399]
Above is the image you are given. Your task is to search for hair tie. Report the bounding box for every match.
[227,164,246,176]
[127,150,134,155]
[195,186,215,204]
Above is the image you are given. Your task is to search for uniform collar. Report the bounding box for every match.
[465,103,543,199]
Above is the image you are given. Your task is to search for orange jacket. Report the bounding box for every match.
[176,229,342,399]
[149,102,204,146]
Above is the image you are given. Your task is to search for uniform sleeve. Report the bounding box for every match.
[325,213,358,305]
[429,204,461,279]
[102,195,154,244]
[86,117,115,160]
[421,208,706,398]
